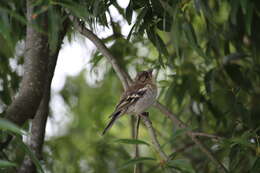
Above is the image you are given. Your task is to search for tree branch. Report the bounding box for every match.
[5,0,49,126]
[134,116,143,173]
[69,15,131,90]
[17,10,69,173]
[70,15,228,173]
[154,102,228,173]
[191,132,223,141]
[18,39,62,173]
[141,113,169,161]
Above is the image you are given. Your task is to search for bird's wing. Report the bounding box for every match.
[115,83,148,111]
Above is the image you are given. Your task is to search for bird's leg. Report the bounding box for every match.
[140,112,149,117]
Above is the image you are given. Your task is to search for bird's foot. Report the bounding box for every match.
[139,112,149,117]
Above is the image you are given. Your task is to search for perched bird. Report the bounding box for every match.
[102,69,157,135]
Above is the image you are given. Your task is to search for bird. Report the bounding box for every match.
[102,69,157,135]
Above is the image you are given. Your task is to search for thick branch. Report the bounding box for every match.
[5,0,49,126]
[71,16,228,173]
[17,17,68,173]
[18,90,50,173]
[18,45,59,173]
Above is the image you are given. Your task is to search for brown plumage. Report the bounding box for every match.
[102,70,157,135]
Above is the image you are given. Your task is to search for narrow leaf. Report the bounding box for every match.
[127,7,148,40]
[16,137,44,173]
[245,2,253,35]
[183,21,206,58]
[126,0,133,24]
[120,157,155,169]
[0,160,17,168]
[167,159,195,173]
[0,118,27,135]
[172,9,181,57]
[147,27,169,57]
[114,138,150,146]
[171,127,191,141]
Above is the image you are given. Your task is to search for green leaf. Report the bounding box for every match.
[0,6,27,25]
[182,21,206,58]
[199,0,213,21]
[52,1,89,19]
[16,137,44,173]
[114,138,150,146]
[223,52,247,64]
[0,160,17,168]
[132,0,147,10]
[155,33,169,57]
[146,27,169,57]
[165,81,175,106]
[171,127,191,141]
[229,132,254,149]
[157,16,172,32]
[167,159,195,173]
[126,0,133,24]
[251,158,260,173]
[204,69,214,94]
[240,0,248,14]
[120,157,155,169]
[244,2,253,35]
[0,118,27,135]
[230,0,240,25]
[127,7,148,40]
[172,9,181,57]
[48,6,61,53]
[158,80,171,87]
[224,64,252,91]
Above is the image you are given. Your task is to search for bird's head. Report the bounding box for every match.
[135,69,154,84]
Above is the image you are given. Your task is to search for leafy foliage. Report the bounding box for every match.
[0,0,260,172]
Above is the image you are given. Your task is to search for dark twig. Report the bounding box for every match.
[154,102,228,173]
[174,142,195,154]
[141,113,169,161]
[134,116,142,173]
[191,132,223,141]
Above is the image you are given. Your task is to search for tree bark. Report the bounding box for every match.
[17,15,69,173]
[6,0,49,126]
[18,43,58,173]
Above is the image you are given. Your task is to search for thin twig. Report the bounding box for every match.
[174,142,195,154]
[70,15,228,173]
[154,102,228,173]
[134,116,142,173]
[191,132,223,141]
[141,113,168,161]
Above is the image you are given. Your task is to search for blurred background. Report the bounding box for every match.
[0,0,260,173]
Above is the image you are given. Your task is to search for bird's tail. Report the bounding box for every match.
[102,110,122,135]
